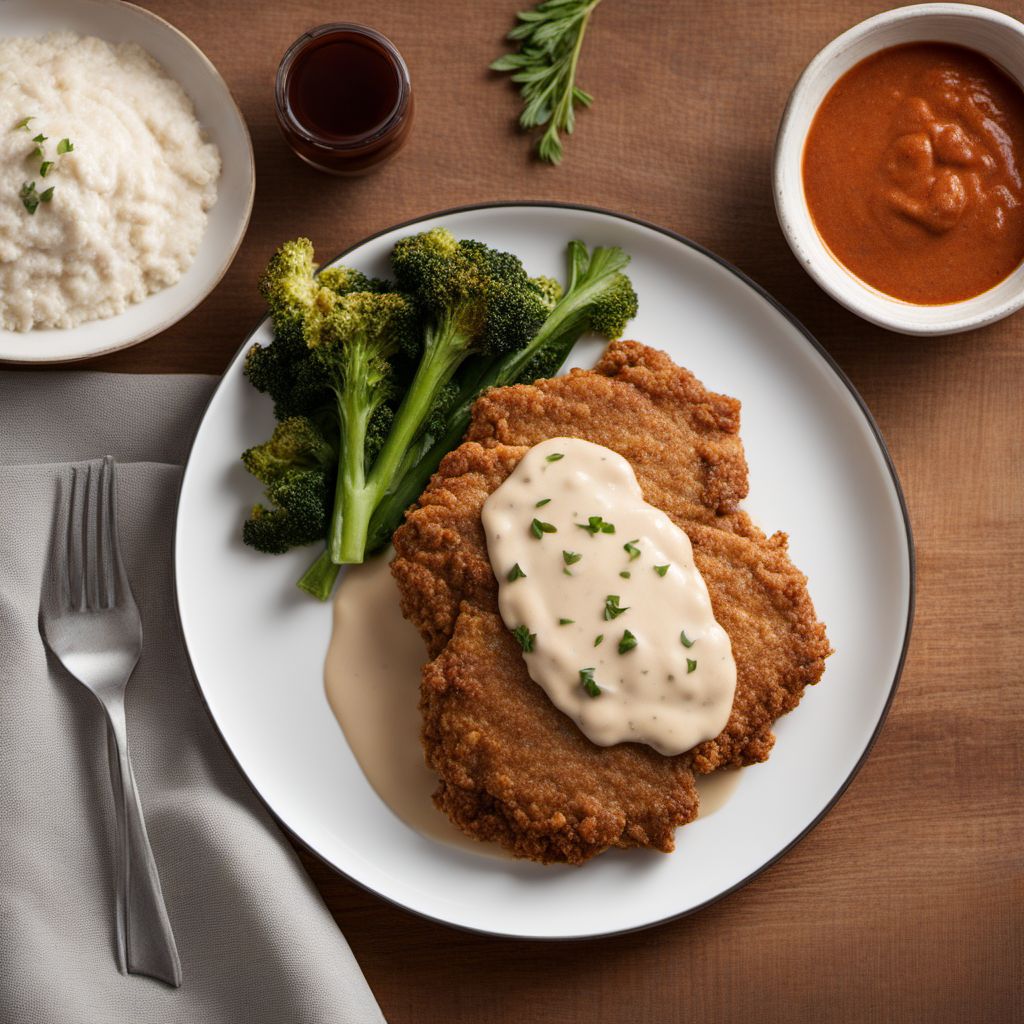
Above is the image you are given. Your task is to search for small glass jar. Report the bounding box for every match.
[274,23,413,176]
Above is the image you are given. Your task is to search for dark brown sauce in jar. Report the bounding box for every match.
[275,24,413,176]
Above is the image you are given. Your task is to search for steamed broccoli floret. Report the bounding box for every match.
[364,240,639,553]
[303,290,417,564]
[531,274,564,312]
[257,238,321,345]
[242,415,335,483]
[390,228,549,365]
[241,417,336,556]
[318,265,390,296]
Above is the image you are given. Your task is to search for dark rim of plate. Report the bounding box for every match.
[172,200,916,942]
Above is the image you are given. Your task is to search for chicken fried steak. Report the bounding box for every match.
[392,341,831,863]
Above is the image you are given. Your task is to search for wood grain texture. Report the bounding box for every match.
[24,1,1024,1020]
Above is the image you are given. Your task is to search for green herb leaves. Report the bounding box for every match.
[19,181,39,215]
[512,625,536,652]
[491,0,603,165]
[545,452,564,462]
[617,629,637,654]
[531,517,557,538]
[579,667,601,697]
[603,594,628,620]
[687,658,697,674]
[507,562,527,581]
[535,497,551,507]
[623,539,641,560]
[680,630,694,648]
[13,120,74,213]
[562,550,582,565]
[577,515,615,536]
[654,564,669,577]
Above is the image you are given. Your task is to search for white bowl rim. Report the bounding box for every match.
[0,0,255,364]
[773,2,1024,337]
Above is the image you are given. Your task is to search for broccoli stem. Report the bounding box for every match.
[332,385,374,564]
[297,547,341,600]
[337,314,471,563]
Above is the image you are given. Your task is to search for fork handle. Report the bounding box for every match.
[104,698,183,987]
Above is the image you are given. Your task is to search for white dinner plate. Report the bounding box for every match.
[175,203,914,939]
[0,0,254,363]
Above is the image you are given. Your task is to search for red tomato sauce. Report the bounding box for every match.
[803,43,1024,304]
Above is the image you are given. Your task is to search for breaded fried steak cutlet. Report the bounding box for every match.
[391,341,832,864]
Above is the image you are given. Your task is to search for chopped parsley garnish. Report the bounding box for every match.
[680,630,695,648]
[512,625,536,652]
[617,629,638,654]
[558,617,575,625]
[687,658,697,674]
[535,497,551,507]
[623,539,641,560]
[593,634,604,646]
[603,594,629,620]
[563,567,573,576]
[531,518,557,538]
[562,550,582,565]
[14,127,71,211]
[19,181,38,215]
[577,515,615,536]
[545,452,564,462]
[619,571,631,579]
[654,564,670,577]
[579,667,601,697]
[507,562,527,581]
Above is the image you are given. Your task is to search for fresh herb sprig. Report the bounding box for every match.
[491,0,603,165]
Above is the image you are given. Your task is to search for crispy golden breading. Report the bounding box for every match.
[392,341,831,863]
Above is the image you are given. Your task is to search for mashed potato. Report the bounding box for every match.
[0,32,221,331]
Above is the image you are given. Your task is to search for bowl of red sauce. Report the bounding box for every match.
[774,4,1024,335]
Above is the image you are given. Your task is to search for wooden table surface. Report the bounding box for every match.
[64,1,1024,1020]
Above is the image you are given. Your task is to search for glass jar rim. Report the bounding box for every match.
[274,23,411,151]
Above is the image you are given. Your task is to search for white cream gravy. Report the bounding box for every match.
[481,437,737,756]
[323,550,504,855]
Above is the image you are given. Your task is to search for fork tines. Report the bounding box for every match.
[64,456,117,613]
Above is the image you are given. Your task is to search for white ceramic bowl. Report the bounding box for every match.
[0,0,254,363]
[774,4,1024,336]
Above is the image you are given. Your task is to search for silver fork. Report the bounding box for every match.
[39,457,182,988]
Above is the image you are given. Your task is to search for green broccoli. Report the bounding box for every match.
[241,417,336,555]
[242,240,413,598]
[303,289,417,564]
[363,240,638,553]
[330,227,550,564]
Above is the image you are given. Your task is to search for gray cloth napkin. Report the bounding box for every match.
[0,372,386,1024]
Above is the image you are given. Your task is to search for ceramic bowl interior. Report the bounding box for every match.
[774,3,1024,336]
